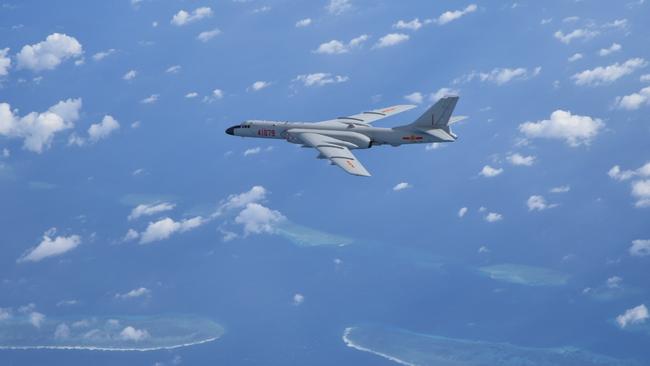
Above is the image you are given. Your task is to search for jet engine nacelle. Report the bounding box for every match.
[288,129,372,149]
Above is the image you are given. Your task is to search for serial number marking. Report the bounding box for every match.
[257,129,276,137]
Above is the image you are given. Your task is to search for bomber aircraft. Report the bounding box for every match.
[225,96,464,176]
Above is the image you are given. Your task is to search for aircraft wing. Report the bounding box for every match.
[294,132,371,177]
[324,104,416,125]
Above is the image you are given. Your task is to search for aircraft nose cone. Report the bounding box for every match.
[225,126,235,135]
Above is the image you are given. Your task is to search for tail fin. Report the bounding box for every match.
[409,96,459,129]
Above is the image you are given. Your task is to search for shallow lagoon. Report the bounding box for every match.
[477,264,570,286]
[0,315,224,351]
[343,325,638,366]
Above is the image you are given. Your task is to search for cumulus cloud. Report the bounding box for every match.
[123,229,139,242]
[373,33,409,48]
[16,33,83,71]
[326,0,351,15]
[292,293,305,306]
[141,94,159,104]
[18,229,81,263]
[456,67,541,85]
[185,92,198,99]
[166,65,181,74]
[92,49,115,61]
[607,162,650,207]
[507,153,535,166]
[479,165,503,177]
[171,7,212,26]
[519,110,604,147]
[484,212,503,222]
[249,81,271,91]
[616,304,648,328]
[197,28,221,42]
[458,207,468,218]
[404,92,423,104]
[527,195,556,211]
[393,182,412,191]
[123,69,137,80]
[139,216,205,244]
[295,18,312,27]
[550,185,571,193]
[599,43,622,56]
[568,53,583,62]
[393,18,423,31]
[128,202,175,221]
[29,312,45,328]
[430,87,460,102]
[88,115,119,142]
[433,4,477,25]
[235,203,285,235]
[554,28,598,44]
[629,239,650,257]
[216,186,267,215]
[0,48,11,76]
[572,58,647,86]
[607,162,650,181]
[314,35,368,54]
[0,98,82,153]
[115,287,151,300]
[632,180,650,208]
[119,326,150,341]
[294,73,348,87]
[615,86,650,110]
[0,308,11,321]
[244,147,261,156]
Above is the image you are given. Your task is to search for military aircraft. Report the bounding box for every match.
[225,96,464,176]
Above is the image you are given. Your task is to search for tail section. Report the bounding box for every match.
[410,96,459,129]
[400,95,460,141]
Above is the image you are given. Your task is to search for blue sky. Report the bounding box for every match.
[1,0,650,365]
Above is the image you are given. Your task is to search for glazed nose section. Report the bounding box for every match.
[225,126,237,135]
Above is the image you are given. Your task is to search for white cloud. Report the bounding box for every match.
[120,326,150,341]
[0,48,11,76]
[616,304,648,328]
[404,92,423,104]
[235,203,285,235]
[458,207,468,218]
[630,239,650,257]
[479,165,503,177]
[484,212,503,222]
[599,43,622,56]
[123,229,140,242]
[294,73,348,87]
[641,74,650,82]
[292,293,305,306]
[0,308,11,321]
[615,86,650,110]
[16,33,83,71]
[572,58,647,86]
[141,94,159,104]
[632,180,650,207]
[314,35,368,54]
[507,153,535,166]
[326,0,351,15]
[123,69,137,80]
[115,287,151,300]
[185,92,198,99]
[563,16,580,23]
[296,18,312,27]
[244,147,261,156]
[554,28,598,44]
[18,230,81,263]
[568,53,583,62]
[393,18,423,31]
[128,202,175,221]
[374,33,409,49]
[607,163,650,181]
[54,323,70,339]
[0,98,82,153]
[197,28,221,42]
[550,185,570,193]
[607,276,623,289]
[527,195,556,211]
[457,67,541,85]
[202,89,224,103]
[392,182,412,191]
[165,65,181,74]
[608,163,650,207]
[602,19,628,29]
[434,4,477,25]
[253,6,271,13]
[430,87,460,102]
[139,216,205,244]
[88,115,119,143]
[171,7,213,26]
[519,110,604,147]
[249,81,271,91]
[29,312,45,328]
[217,186,268,215]
[92,49,115,61]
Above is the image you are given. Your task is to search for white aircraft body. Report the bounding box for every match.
[226,96,463,176]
